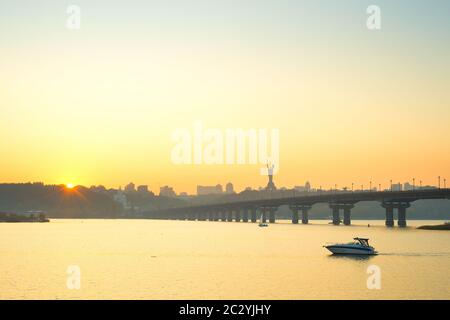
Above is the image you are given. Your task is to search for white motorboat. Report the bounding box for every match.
[324,238,377,255]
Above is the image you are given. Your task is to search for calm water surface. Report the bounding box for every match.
[0,219,449,299]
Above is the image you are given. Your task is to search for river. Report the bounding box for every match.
[0,219,449,299]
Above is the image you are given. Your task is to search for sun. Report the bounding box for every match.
[66,183,75,189]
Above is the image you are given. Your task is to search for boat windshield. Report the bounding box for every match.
[357,239,370,246]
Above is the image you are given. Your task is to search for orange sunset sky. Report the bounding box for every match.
[1,1,449,194]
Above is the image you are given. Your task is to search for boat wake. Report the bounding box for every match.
[378,252,450,257]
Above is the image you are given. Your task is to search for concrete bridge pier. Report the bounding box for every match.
[290,205,311,224]
[226,210,233,222]
[199,212,206,221]
[250,208,257,223]
[235,209,241,222]
[289,206,299,224]
[220,211,226,222]
[397,202,410,227]
[188,212,195,221]
[300,205,311,224]
[343,204,354,226]
[382,203,395,227]
[268,207,277,223]
[330,204,340,225]
[242,209,249,222]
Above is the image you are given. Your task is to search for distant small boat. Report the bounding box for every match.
[324,238,377,255]
[258,213,268,227]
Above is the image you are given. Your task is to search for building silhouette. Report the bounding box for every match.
[160,186,177,197]
[225,182,234,194]
[197,184,223,195]
[124,182,136,194]
[137,185,149,194]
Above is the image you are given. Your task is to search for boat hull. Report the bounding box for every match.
[325,245,377,255]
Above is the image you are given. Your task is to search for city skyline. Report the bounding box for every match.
[6,176,444,197]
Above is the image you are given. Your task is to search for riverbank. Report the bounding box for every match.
[417,222,450,230]
[0,212,49,223]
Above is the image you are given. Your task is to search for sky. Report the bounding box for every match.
[1,0,449,193]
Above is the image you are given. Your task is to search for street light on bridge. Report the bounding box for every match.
[413,178,415,190]
[390,180,393,191]
[438,176,441,189]
[351,183,354,192]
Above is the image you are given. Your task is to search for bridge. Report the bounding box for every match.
[144,189,450,227]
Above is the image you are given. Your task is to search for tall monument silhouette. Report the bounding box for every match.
[265,163,277,191]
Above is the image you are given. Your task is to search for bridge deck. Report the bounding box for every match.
[145,189,450,215]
